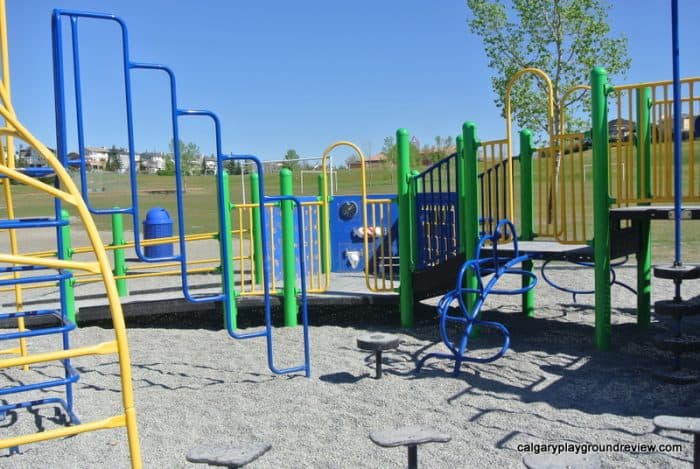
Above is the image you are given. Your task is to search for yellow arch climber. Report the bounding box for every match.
[0,1,141,466]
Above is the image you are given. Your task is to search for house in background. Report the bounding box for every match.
[114,148,140,173]
[202,158,217,175]
[84,147,108,171]
[140,152,167,174]
[17,146,55,167]
[347,152,387,169]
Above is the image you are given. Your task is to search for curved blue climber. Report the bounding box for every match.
[416,219,537,376]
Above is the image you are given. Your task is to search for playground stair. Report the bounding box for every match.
[651,264,700,384]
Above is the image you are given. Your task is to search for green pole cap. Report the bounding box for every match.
[591,66,608,78]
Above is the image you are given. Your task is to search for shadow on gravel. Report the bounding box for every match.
[403,306,700,420]
[79,298,700,421]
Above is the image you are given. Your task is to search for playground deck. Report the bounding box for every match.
[610,205,700,221]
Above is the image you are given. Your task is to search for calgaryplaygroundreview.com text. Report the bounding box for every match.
[517,441,684,456]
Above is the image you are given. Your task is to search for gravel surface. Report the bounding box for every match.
[1,263,700,468]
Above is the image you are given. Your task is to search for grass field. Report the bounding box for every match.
[3,142,700,263]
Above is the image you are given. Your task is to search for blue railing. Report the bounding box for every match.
[477,157,516,237]
[414,152,459,269]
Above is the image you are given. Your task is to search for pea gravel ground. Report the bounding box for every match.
[1,263,700,468]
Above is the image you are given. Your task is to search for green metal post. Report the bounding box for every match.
[462,122,480,309]
[280,168,298,327]
[220,171,239,329]
[111,210,128,297]
[317,174,328,274]
[519,129,535,317]
[60,210,76,324]
[592,67,612,351]
[250,172,263,286]
[456,134,466,254]
[397,128,414,327]
[636,87,653,328]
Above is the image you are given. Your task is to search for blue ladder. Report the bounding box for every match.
[51,9,310,377]
[0,172,80,452]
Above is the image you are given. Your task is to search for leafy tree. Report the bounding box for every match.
[466,0,631,139]
[382,135,421,167]
[283,149,300,171]
[427,136,454,163]
[225,159,243,175]
[158,155,176,176]
[381,136,397,165]
[169,139,201,176]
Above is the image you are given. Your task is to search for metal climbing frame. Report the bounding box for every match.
[416,220,537,375]
[52,9,310,376]
[0,2,141,463]
[219,155,310,377]
[51,9,223,305]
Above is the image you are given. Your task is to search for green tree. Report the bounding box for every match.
[158,155,176,176]
[429,135,454,163]
[283,149,300,171]
[225,159,243,175]
[381,136,397,165]
[169,139,201,176]
[466,0,631,139]
[382,135,421,167]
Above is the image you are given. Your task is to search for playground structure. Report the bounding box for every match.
[404,67,700,375]
[10,20,700,364]
[1,1,699,463]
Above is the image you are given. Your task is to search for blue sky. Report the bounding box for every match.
[7,1,700,163]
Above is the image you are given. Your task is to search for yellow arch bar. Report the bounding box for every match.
[0,2,142,460]
[505,68,555,222]
[321,141,369,288]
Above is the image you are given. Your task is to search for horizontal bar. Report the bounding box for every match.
[0,218,67,229]
[0,341,118,369]
[0,322,76,341]
[0,253,100,274]
[0,414,126,449]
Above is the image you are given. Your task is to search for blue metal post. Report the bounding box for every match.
[671,0,682,267]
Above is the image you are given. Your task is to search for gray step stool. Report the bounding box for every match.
[186,442,271,468]
[369,425,450,469]
[654,415,700,468]
[356,332,400,379]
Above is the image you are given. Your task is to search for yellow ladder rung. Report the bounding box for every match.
[0,254,101,274]
[0,341,118,369]
[0,414,126,449]
[0,347,21,355]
